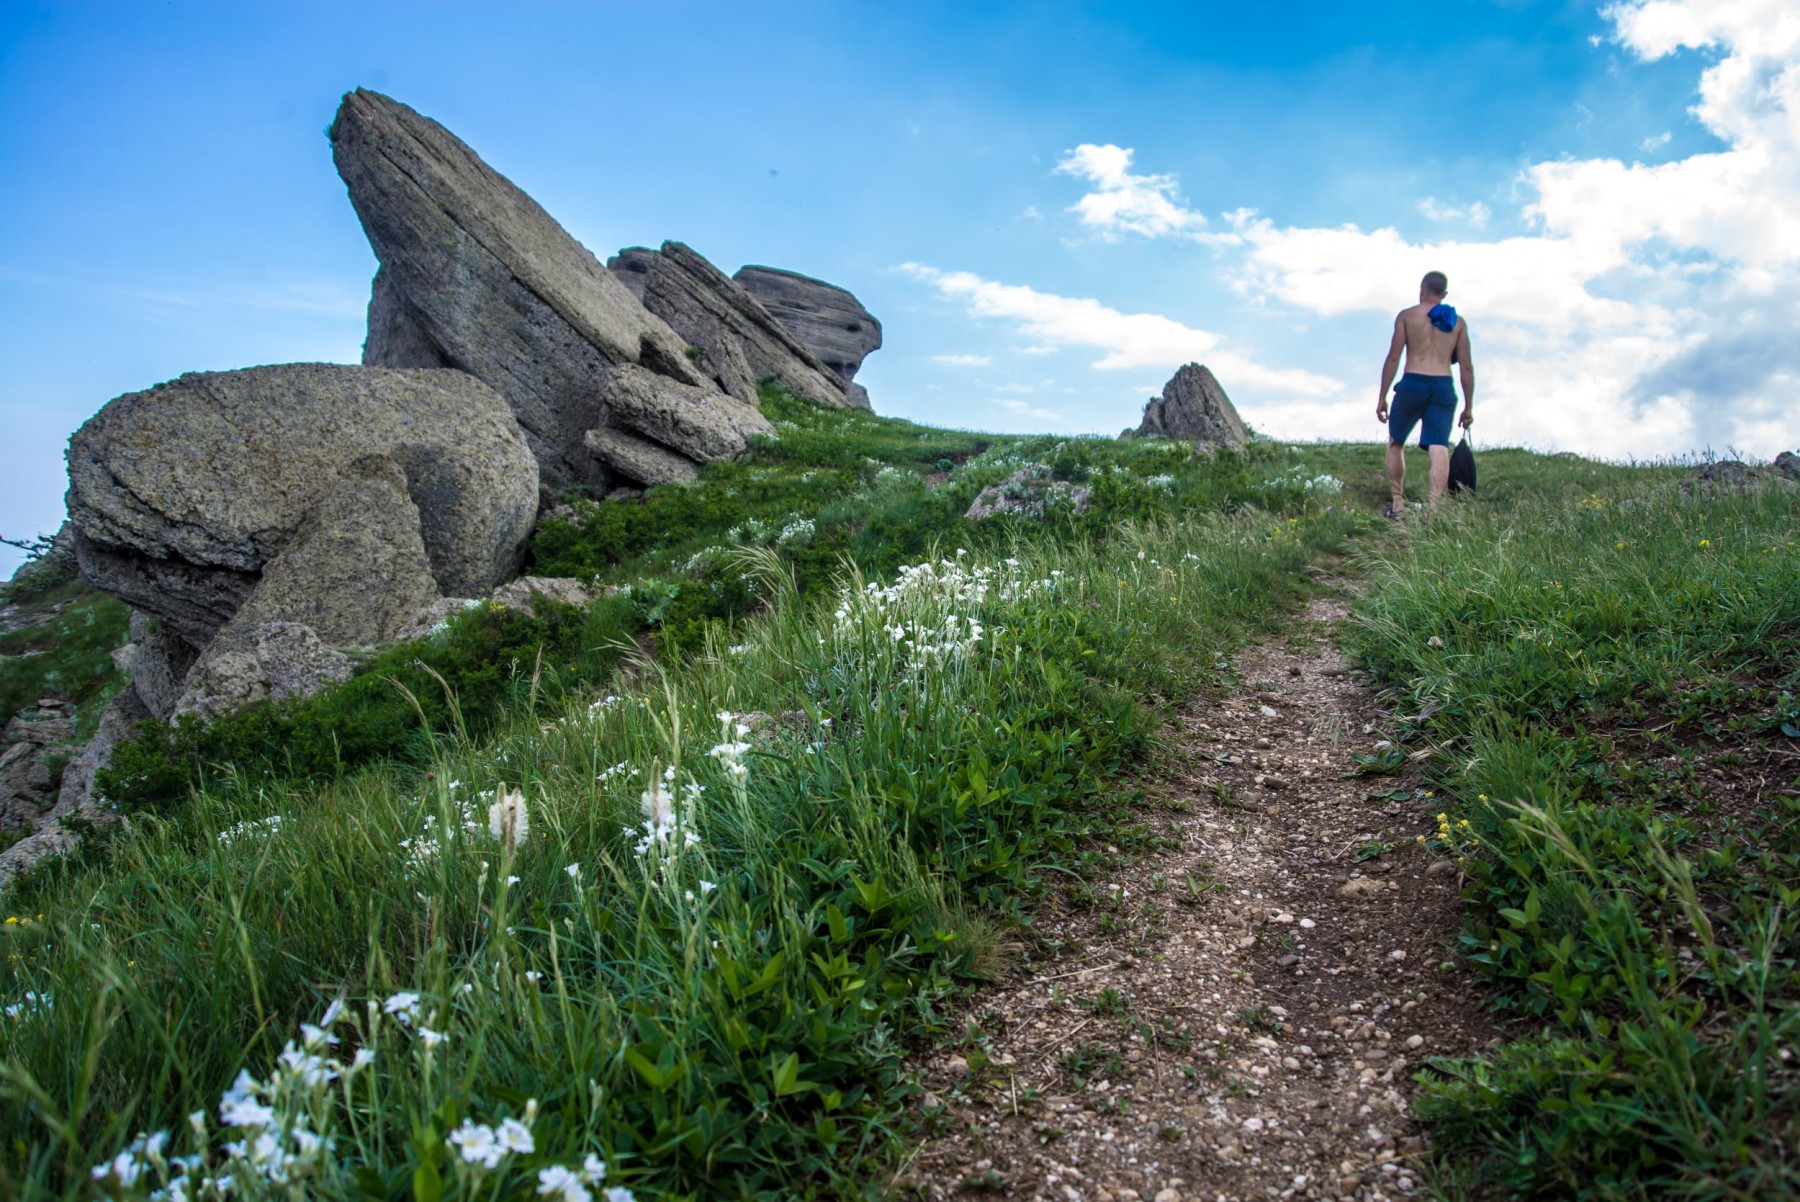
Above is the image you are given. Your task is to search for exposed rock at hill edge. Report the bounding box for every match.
[610,243,853,410]
[1124,363,1249,447]
[331,88,711,487]
[734,265,881,410]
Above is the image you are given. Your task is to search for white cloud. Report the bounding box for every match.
[992,397,1066,423]
[1021,205,1044,221]
[1054,144,1218,241]
[1641,130,1673,151]
[1416,198,1492,228]
[1046,0,1800,458]
[931,353,993,367]
[896,261,1342,398]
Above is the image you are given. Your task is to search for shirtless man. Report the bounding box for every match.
[1375,271,1474,517]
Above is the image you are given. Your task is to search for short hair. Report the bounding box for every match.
[1421,271,1449,298]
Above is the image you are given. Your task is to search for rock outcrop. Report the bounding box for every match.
[1124,364,1248,447]
[0,685,147,891]
[67,364,537,649]
[964,465,1093,521]
[0,701,75,838]
[734,266,881,409]
[66,363,538,726]
[331,88,712,487]
[610,243,853,410]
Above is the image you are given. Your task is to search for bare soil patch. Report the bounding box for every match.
[897,596,1500,1202]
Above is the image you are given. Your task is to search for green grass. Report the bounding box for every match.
[1343,467,1800,1199]
[0,391,1369,1199]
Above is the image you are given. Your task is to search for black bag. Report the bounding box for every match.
[1448,431,1476,495]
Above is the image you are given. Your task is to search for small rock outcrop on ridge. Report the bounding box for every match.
[1124,363,1249,447]
[609,243,854,411]
[331,89,713,488]
[735,265,882,410]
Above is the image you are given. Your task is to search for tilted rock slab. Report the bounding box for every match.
[66,363,538,650]
[1124,363,1249,446]
[600,363,774,463]
[734,265,881,410]
[610,243,853,411]
[331,88,710,487]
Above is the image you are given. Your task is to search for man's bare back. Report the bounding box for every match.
[1396,302,1464,377]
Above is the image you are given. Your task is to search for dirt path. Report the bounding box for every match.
[897,595,1498,1202]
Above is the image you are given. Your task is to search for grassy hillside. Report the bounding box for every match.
[0,393,1363,1199]
[1345,465,1800,1197]
[3,390,1792,1201]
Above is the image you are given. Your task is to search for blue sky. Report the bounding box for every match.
[5,0,1797,575]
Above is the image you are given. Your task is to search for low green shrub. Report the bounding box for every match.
[96,596,638,814]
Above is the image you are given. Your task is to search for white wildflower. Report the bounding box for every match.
[488,787,530,853]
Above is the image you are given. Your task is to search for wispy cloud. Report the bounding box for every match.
[992,397,1065,423]
[931,353,993,367]
[1416,197,1491,227]
[896,261,1341,396]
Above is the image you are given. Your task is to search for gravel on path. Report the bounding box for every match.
[897,596,1499,1202]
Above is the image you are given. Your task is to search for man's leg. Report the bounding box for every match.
[1426,444,1450,504]
[1386,441,1406,510]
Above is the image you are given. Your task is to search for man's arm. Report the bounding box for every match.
[1456,321,1475,427]
[1376,313,1405,421]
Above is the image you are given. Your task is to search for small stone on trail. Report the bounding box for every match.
[1426,860,1457,876]
[1298,917,1316,928]
[1389,949,1407,961]
[1337,878,1386,899]
[1259,705,1279,718]
[1406,1034,1425,1049]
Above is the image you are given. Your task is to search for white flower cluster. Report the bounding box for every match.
[829,552,1030,677]
[537,1157,634,1202]
[2,990,49,1020]
[627,768,702,860]
[707,711,753,783]
[775,518,815,548]
[445,1115,533,1168]
[217,815,283,847]
[1260,466,1343,498]
[89,1001,370,1199]
[596,761,640,785]
[588,694,624,716]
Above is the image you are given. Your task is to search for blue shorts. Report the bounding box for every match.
[1388,373,1457,448]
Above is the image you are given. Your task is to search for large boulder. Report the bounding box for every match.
[331,89,711,487]
[734,265,881,409]
[610,244,853,410]
[1125,364,1248,446]
[66,363,538,647]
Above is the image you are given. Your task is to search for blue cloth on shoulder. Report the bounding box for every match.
[1428,303,1458,332]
